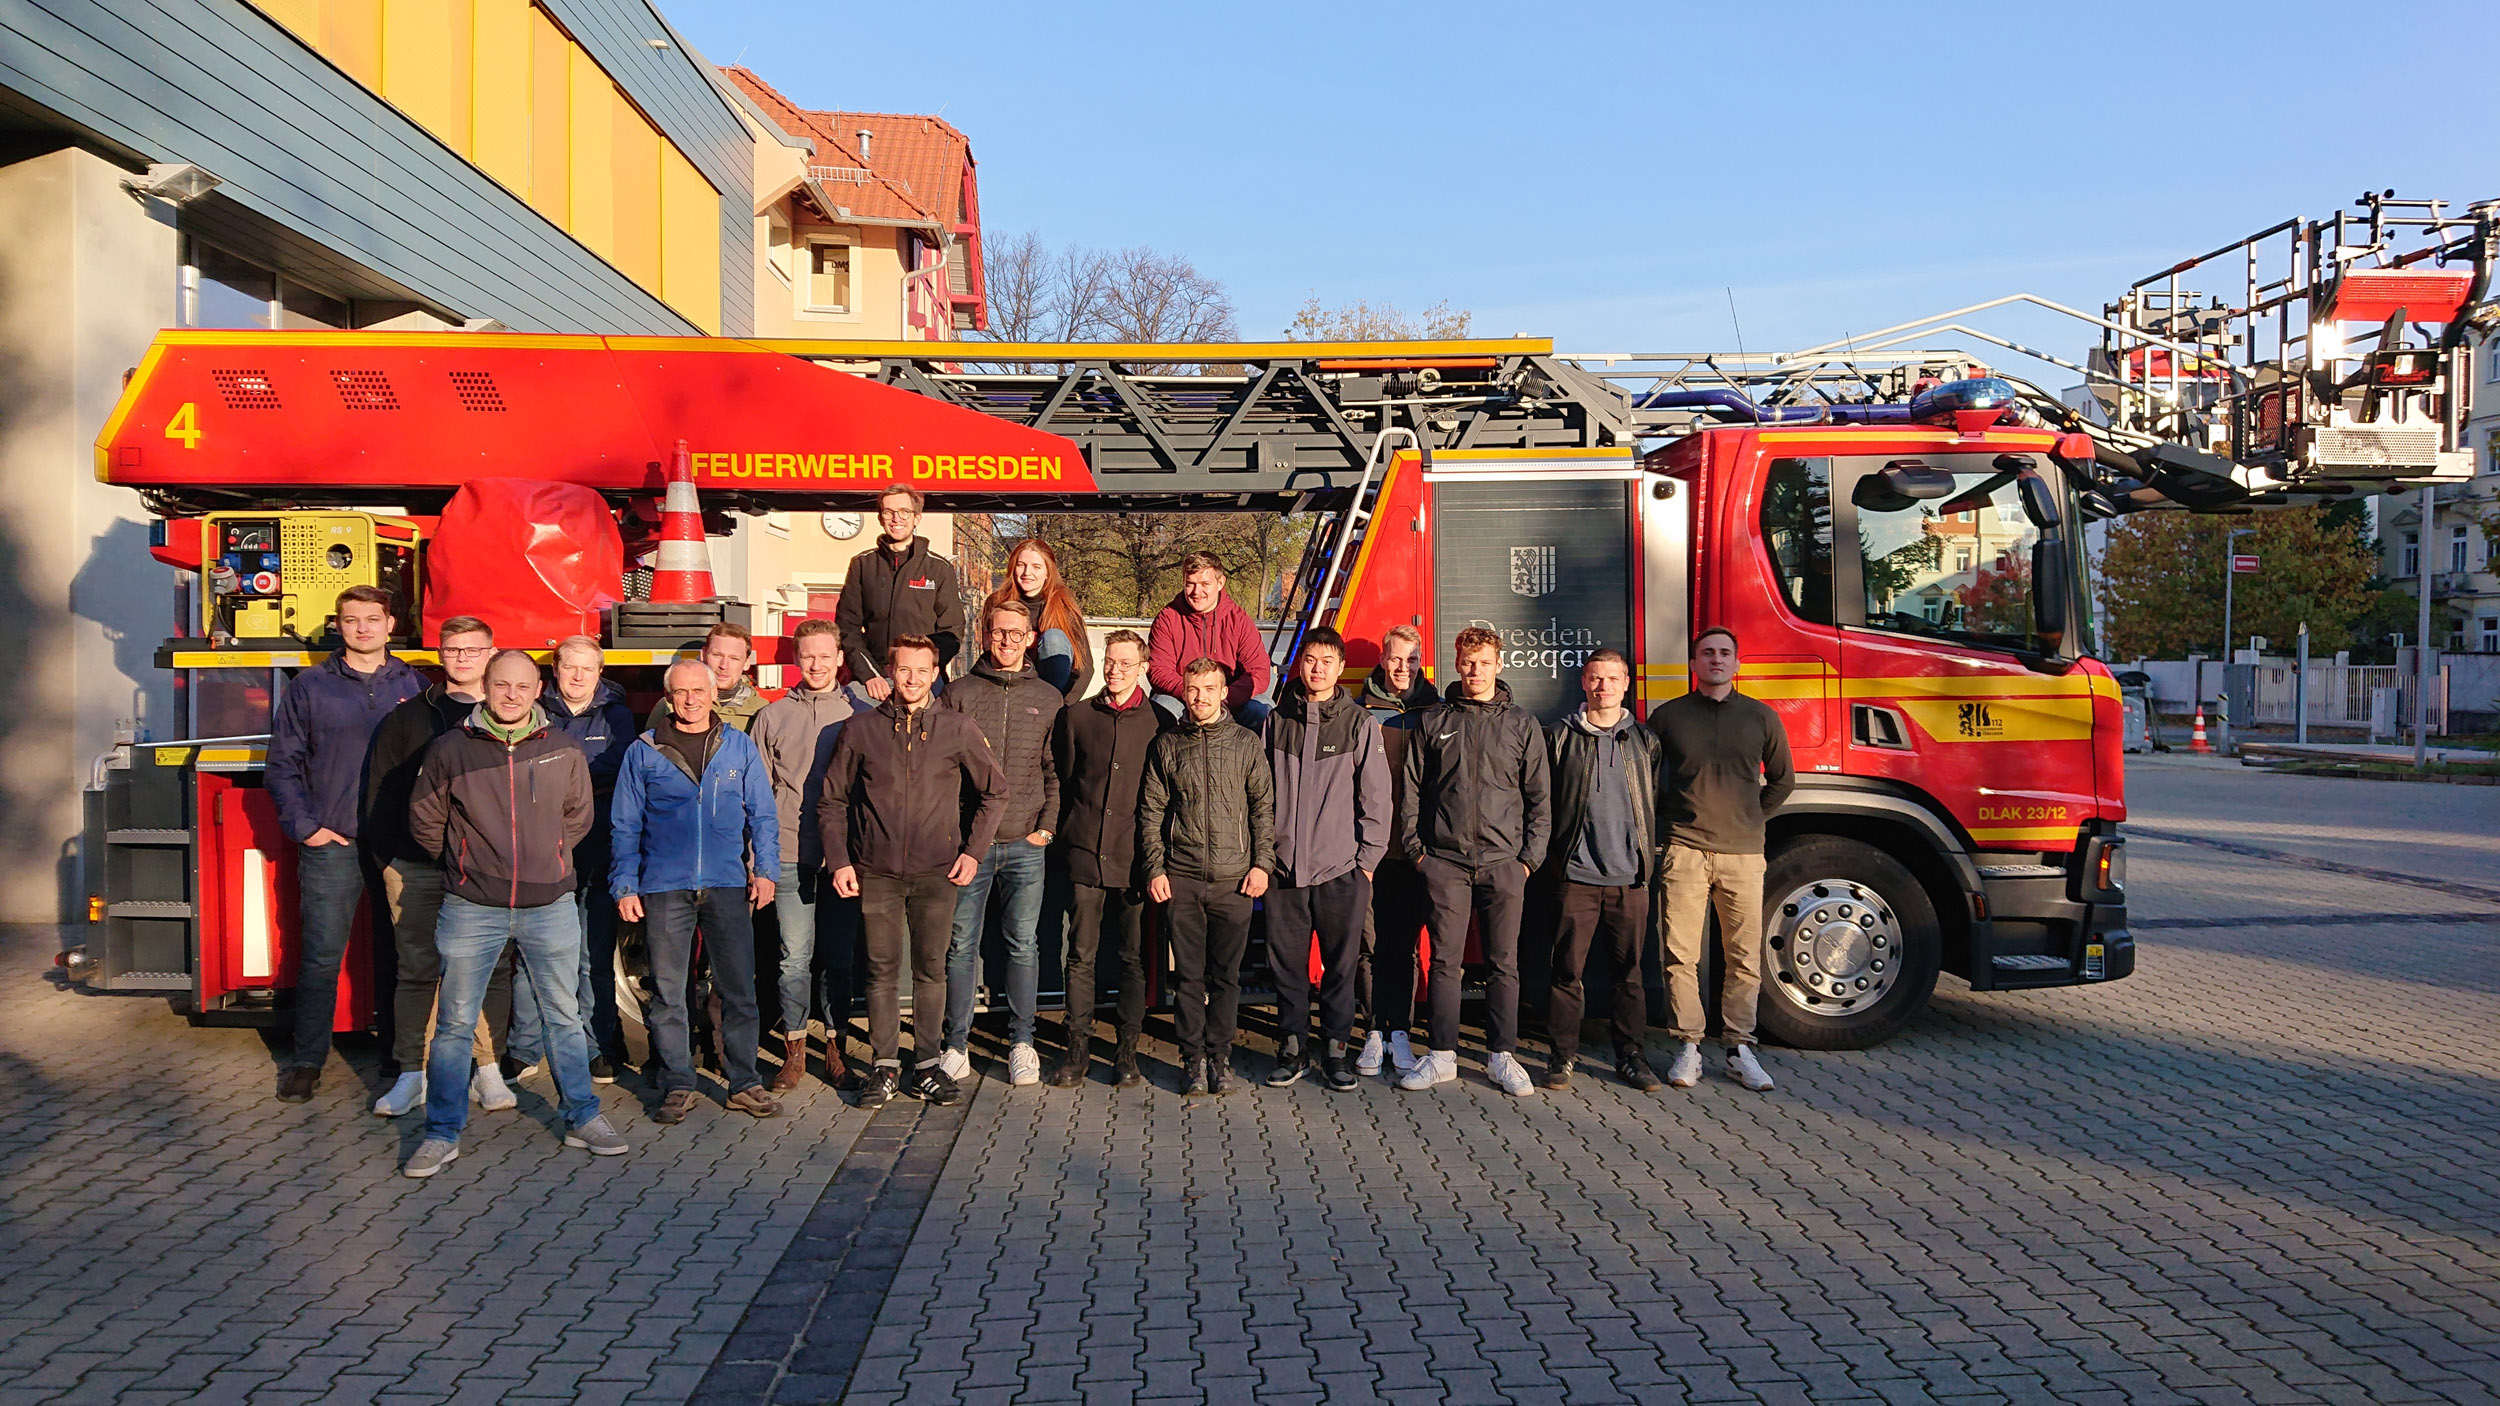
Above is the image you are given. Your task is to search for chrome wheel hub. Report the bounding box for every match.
[1766,879,1901,1017]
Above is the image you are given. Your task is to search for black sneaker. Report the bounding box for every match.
[1616,1053,1664,1093]
[857,1065,899,1109]
[1542,1056,1575,1091]
[908,1066,962,1106]
[589,1055,617,1085]
[1321,1041,1358,1091]
[1265,1036,1308,1088]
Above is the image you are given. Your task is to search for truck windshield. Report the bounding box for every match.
[1849,455,2061,657]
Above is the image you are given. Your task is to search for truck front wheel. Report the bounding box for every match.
[1753,836,1941,1050]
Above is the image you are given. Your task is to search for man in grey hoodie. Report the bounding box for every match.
[1261,628,1391,1090]
[1540,650,1666,1092]
[751,619,861,1093]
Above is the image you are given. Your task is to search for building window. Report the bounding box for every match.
[2487,345,2500,382]
[188,242,276,329]
[2453,525,2471,573]
[1954,548,1973,573]
[2483,616,2499,653]
[767,211,794,286]
[803,239,852,314]
[2402,532,2420,578]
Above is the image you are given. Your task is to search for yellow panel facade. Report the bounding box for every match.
[659,144,720,333]
[256,0,319,42]
[379,0,472,155]
[468,0,531,193]
[527,8,570,227]
[566,49,616,261]
[319,0,384,90]
[609,90,661,291]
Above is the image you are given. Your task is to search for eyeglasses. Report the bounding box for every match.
[878,508,919,522]
[440,646,492,660]
[988,627,1031,642]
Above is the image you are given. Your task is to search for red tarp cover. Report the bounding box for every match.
[423,479,623,646]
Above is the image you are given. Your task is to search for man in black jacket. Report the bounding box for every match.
[1139,658,1275,1097]
[1541,650,1665,1092]
[834,483,965,698]
[1396,626,1551,1097]
[1047,630,1160,1088]
[823,636,1009,1108]
[939,600,1063,1088]
[365,615,516,1119]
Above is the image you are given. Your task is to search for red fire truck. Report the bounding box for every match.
[74,328,2136,1050]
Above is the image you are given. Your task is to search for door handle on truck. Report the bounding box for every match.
[1852,703,1911,749]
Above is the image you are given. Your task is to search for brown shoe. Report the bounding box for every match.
[727,1086,784,1118]
[275,1066,319,1103]
[771,1035,807,1093]
[653,1088,702,1124]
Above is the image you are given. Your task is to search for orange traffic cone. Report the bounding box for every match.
[647,439,715,603]
[2189,704,2212,754]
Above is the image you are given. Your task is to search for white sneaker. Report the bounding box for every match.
[1355,1030,1385,1077]
[1666,1042,1703,1089]
[1387,1031,1418,1075]
[471,1064,518,1111]
[1726,1045,1774,1092]
[1486,1051,1535,1097]
[937,1047,974,1083]
[1007,1043,1041,1086]
[1397,1049,1457,1091]
[372,1071,425,1117]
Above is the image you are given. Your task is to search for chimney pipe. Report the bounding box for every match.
[856,128,871,162]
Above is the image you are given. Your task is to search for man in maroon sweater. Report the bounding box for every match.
[1148,552,1272,725]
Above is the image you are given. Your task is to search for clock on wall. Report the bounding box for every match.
[821,512,864,540]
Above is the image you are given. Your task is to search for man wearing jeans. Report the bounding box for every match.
[267,586,422,1103]
[939,600,1063,1088]
[400,649,620,1177]
[1396,626,1550,1097]
[824,636,1007,1109]
[751,618,861,1092]
[612,660,784,1124]
[1650,627,1795,1093]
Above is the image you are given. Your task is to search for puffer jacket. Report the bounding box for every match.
[819,698,1009,878]
[1263,679,1390,887]
[1138,710,1275,884]
[1054,687,1162,890]
[941,655,1063,841]
[543,677,634,862]
[751,681,859,872]
[406,706,593,909]
[1397,678,1552,870]
[608,722,780,897]
[1543,707,1664,885]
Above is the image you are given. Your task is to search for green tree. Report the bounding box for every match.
[2097,506,2379,659]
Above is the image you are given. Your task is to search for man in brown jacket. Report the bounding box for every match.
[823,635,1008,1109]
[399,650,619,1177]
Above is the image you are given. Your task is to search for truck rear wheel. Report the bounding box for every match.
[1754,836,1940,1050]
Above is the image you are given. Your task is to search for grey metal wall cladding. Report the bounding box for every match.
[0,0,748,336]
[540,0,752,336]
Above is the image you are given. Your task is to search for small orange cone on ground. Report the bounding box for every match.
[648,439,716,603]
[2190,704,2212,754]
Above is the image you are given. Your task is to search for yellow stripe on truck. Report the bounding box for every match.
[1896,696,2093,743]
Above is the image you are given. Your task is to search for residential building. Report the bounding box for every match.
[2378,327,2500,655]
[0,0,754,922]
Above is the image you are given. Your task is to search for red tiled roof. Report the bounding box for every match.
[721,67,974,231]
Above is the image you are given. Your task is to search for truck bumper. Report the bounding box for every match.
[1967,838,2132,991]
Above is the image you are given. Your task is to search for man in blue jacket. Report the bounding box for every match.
[612,659,784,1124]
[267,586,423,1103]
[508,636,637,1082]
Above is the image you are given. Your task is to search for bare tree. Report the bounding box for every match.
[1284,296,1473,341]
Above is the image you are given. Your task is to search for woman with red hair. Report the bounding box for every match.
[984,538,1093,698]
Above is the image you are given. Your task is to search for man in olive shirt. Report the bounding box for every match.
[1648,626,1795,1092]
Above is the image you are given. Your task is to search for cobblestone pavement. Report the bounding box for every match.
[833,760,2500,1405]
[0,938,872,1405]
[7,757,2500,1404]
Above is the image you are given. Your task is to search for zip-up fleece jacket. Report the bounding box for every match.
[646,677,764,734]
[1398,679,1553,871]
[1053,688,1162,890]
[1543,707,1664,886]
[543,677,634,860]
[835,536,964,680]
[609,722,780,897]
[266,650,424,843]
[942,655,1062,842]
[1138,711,1275,885]
[750,681,858,873]
[1262,680,1391,887]
[1146,590,1271,710]
[366,683,485,865]
[1360,670,1436,871]
[407,707,593,909]
[819,699,1008,878]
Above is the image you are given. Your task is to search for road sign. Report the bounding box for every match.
[2231,554,2260,573]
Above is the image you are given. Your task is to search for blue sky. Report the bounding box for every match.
[670,1,2500,377]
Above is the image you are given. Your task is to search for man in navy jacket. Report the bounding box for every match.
[612,659,783,1124]
[266,586,422,1104]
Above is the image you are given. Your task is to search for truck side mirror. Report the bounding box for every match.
[2015,468,2062,530]
[2031,537,2070,654]
[1852,460,1955,512]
